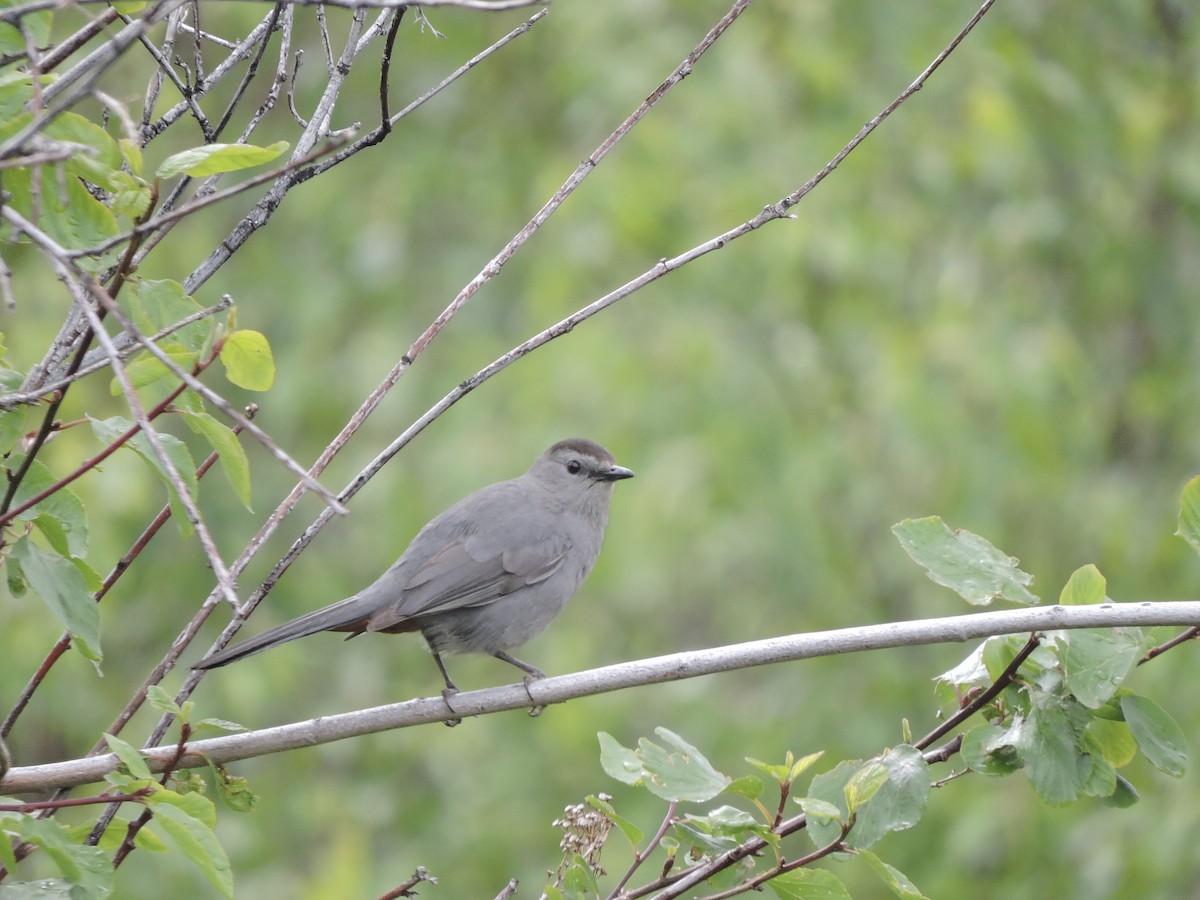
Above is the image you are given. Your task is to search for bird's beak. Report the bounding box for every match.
[597,464,635,482]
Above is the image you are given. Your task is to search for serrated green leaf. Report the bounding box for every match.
[855,849,930,899]
[146,802,233,898]
[3,166,120,253]
[219,329,274,391]
[766,867,852,899]
[156,140,288,178]
[11,458,88,558]
[892,517,1038,605]
[3,815,114,894]
[146,684,183,717]
[1176,476,1200,556]
[179,409,252,509]
[45,111,123,174]
[104,733,152,780]
[1121,694,1188,777]
[10,536,101,662]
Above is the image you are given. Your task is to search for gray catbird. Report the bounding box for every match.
[194,438,633,693]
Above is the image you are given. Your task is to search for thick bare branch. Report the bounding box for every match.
[4,601,1200,794]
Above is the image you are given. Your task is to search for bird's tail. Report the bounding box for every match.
[193,594,373,669]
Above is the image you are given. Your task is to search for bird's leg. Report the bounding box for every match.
[432,651,462,727]
[492,651,547,716]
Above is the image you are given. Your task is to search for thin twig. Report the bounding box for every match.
[0,409,255,741]
[71,281,241,609]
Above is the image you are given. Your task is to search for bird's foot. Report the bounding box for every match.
[441,686,462,727]
[522,673,545,717]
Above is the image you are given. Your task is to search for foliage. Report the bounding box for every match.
[0,0,1198,897]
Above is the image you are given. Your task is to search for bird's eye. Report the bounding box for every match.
[566,459,583,475]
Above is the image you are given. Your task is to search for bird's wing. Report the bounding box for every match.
[364,533,568,632]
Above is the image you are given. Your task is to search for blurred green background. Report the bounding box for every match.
[4,0,1200,896]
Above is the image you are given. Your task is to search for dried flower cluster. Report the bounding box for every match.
[549,793,614,882]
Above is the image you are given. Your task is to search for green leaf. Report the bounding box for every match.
[1102,775,1140,809]
[1080,729,1117,798]
[89,415,198,535]
[126,280,211,351]
[891,517,1038,605]
[145,801,232,898]
[45,111,124,177]
[808,746,929,850]
[767,867,852,899]
[104,733,152,780]
[0,814,114,896]
[598,729,729,802]
[746,750,824,786]
[146,684,183,717]
[1057,563,1107,606]
[10,536,101,663]
[147,785,218,828]
[556,856,601,895]
[0,405,28,456]
[726,774,765,800]
[120,137,145,176]
[194,717,247,734]
[844,761,889,813]
[1121,694,1188,777]
[179,409,252,508]
[855,849,930,899]
[219,329,275,391]
[111,344,197,395]
[1022,691,1093,805]
[10,458,89,558]
[208,765,258,813]
[1086,716,1137,768]
[1176,476,1200,556]
[0,10,52,55]
[1059,625,1141,709]
[642,728,730,802]
[598,732,644,786]
[796,796,843,821]
[586,794,643,846]
[960,723,1023,777]
[2,166,120,253]
[156,140,289,178]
